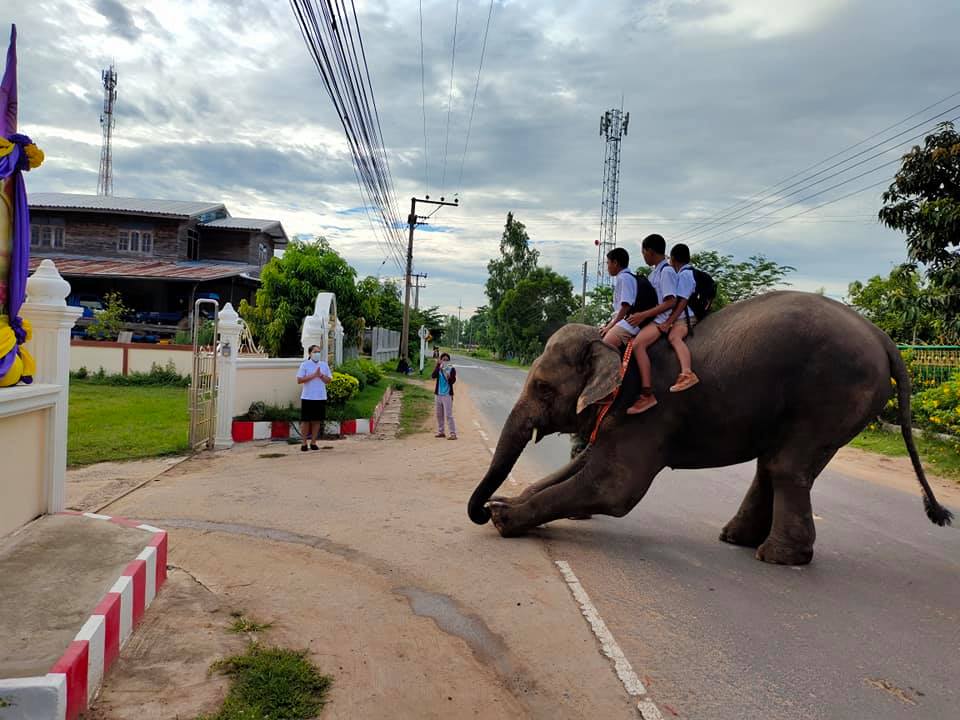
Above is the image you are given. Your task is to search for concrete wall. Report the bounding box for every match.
[0,408,48,537]
[233,359,302,417]
[71,341,193,376]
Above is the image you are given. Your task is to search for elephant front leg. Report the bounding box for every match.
[487,456,657,537]
[720,463,774,548]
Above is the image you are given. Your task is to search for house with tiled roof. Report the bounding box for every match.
[27,193,288,332]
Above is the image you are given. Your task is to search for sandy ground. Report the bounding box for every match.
[830,446,960,504]
[66,456,188,513]
[87,387,637,719]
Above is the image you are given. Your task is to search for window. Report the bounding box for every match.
[117,229,154,255]
[30,223,65,249]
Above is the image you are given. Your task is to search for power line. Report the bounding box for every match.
[673,91,960,240]
[688,112,960,247]
[418,0,429,196]
[456,0,495,193]
[439,0,461,195]
[703,178,892,251]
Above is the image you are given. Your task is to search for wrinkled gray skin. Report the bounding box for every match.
[468,292,953,565]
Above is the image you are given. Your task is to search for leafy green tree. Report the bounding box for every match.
[85,291,128,341]
[485,212,539,311]
[848,264,945,344]
[496,268,578,362]
[462,306,492,348]
[690,251,795,307]
[570,284,613,325]
[879,120,960,339]
[356,277,403,330]
[239,239,360,357]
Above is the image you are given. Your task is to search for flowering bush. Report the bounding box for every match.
[913,377,960,438]
[326,372,360,404]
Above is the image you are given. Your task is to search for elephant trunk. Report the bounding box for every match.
[468,405,533,524]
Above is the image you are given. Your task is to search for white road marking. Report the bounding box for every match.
[555,560,663,720]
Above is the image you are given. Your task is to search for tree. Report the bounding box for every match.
[462,306,492,348]
[356,276,403,330]
[239,239,360,357]
[879,121,960,339]
[690,251,795,307]
[496,268,578,362]
[848,264,946,344]
[485,212,539,311]
[570,284,613,325]
[85,291,128,341]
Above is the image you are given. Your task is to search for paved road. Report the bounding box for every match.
[455,355,960,720]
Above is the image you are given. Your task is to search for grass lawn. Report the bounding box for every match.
[849,428,960,482]
[68,381,190,466]
[336,383,388,420]
[394,382,434,436]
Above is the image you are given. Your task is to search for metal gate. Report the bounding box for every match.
[189,299,219,451]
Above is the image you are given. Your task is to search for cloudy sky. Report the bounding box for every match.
[7,0,960,316]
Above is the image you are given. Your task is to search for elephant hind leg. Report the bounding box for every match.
[720,464,774,548]
[753,445,839,566]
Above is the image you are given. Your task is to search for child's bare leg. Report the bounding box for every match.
[668,324,692,374]
[626,324,662,414]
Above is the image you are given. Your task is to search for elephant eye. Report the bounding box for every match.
[534,379,553,396]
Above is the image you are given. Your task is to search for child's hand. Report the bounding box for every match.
[627,312,643,326]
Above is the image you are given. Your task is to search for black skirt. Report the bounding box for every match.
[300,399,327,422]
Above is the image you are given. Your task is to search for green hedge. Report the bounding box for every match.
[71,361,190,387]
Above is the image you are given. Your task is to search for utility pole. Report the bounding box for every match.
[457,299,462,348]
[581,261,588,321]
[412,273,428,311]
[399,195,459,370]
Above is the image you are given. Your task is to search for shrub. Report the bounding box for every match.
[326,372,360,404]
[337,359,367,391]
[85,291,128,341]
[235,402,298,422]
[913,377,960,438]
[358,358,382,385]
[71,360,190,387]
[174,320,215,347]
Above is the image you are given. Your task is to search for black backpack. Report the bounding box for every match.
[680,267,717,320]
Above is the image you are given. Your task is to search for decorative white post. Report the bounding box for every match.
[418,325,429,373]
[301,310,327,360]
[333,319,344,367]
[21,259,82,513]
[214,303,242,450]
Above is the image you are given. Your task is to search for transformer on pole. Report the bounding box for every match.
[97,64,117,196]
[596,107,629,286]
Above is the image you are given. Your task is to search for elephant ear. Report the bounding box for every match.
[576,340,622,414]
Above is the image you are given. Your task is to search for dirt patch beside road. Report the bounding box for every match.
[831,447,960,505]
[91,388,636,719]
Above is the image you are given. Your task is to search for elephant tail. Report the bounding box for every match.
[887,342,953,526]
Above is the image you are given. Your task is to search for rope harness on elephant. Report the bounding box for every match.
[588,342,634,445]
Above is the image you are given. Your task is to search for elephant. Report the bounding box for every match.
[467,291,953,565]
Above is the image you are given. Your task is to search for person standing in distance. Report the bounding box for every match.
[297,345,332,451]
[432,352,458,440]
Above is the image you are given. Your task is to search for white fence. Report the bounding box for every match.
[371,327,400,364]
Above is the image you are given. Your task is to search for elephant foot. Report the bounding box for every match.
[486,500,530,538]
[755,538,813,566]
[719,518,768,548]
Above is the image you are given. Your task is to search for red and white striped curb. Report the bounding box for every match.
[0,513,167,720]
[231,385,395,443]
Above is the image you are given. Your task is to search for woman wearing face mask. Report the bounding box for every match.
[296,345,333,451]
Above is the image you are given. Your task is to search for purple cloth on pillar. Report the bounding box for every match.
[0,24,30,382]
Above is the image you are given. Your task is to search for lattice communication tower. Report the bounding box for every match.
[595,107,629,285]
[97,65,117,196]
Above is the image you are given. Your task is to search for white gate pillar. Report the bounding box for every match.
[418,325,429,373]
[21,259,82,513]
[214,303,242,450]
[333,319,344,367]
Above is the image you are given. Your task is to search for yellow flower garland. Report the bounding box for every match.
[0,316,35,387]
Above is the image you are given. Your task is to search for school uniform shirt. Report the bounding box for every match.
[674,264,697,318]
[612,270,638,316]
[297,359,331,401]
[651,259,679,325]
